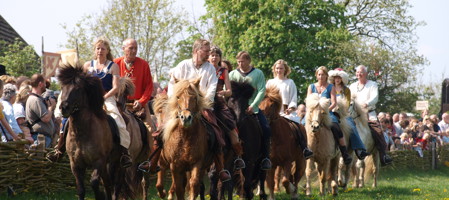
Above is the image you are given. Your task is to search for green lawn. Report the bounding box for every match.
[2,166,449,199]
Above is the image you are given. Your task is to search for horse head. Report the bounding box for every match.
[169,78,206,127]
[349,93,369,124]
[58,63,106,118]
[305,93,331,133]
[259,86,282,121]
[228,81,254,122]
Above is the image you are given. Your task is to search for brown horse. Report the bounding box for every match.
[227,81,265,200]
[158,79,214,200]
[259,86,306,200]
[58,64,123,200]
[304,93,340,196]
[115,78,153,199]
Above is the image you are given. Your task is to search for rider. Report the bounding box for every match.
[349,65,393,166]
[328,68,369,160]
[306,66,353,165]
[228,51,272,170]
[47,38,133,168]
[141,39,232,182]
[209,46,245,169]
[265,59,313,159]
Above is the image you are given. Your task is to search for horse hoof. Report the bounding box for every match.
[158,190,167,199]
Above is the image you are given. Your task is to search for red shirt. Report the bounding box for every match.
[114,57,153,105]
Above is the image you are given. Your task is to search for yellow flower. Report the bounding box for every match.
[344,188,353,192]
[413,188,421,192]
[444,189,447,192]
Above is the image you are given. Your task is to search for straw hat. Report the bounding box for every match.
[328,68,349,85]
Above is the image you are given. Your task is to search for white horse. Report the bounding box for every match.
[347,97,380,188]
[304,94,340,196]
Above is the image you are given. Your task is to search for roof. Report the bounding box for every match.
[0,14,29,45]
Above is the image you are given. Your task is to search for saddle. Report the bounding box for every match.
[284,117,307,145]
[106,115,121,145]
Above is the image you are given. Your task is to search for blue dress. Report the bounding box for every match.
[310,83,339,123]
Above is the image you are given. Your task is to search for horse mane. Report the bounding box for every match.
[305,93,332,128]
[153,92,168,126]
[163,79,209,142]
[58,63,106,118]
[116,77,135,110]
[230,81,254,100]
[351,93,369,125]
[335,96,351,138]
[260,86,282,116]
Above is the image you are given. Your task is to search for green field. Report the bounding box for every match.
[2,166,449,200]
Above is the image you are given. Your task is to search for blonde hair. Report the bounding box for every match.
[315,66,329,77]
[271,59,291,78]
[15,84,31,104]
[236,51,251,62]
[93,37,114,61]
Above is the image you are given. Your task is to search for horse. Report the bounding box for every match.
[258,86,306,200]
[304,93,340,196]
[348,97,380,188]
[227,81,266,200]
[158,78,214,200]
[115,77,153,199]
[58,64,124,200]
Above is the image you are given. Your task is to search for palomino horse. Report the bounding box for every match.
[58,64,124,200]
[227,81,266,200]
[159,79,214,200]
[115,78,153,199]
[259,86,306,200]
[348,98,380,188]
[304,93,340,196]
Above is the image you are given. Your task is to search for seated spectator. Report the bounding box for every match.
[13,84,33,144]
[400,131,412,150]
[1,84,23,142]
[381,118,395,151]
[438,113,449,145]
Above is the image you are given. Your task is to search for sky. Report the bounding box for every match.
[0,0,447,85]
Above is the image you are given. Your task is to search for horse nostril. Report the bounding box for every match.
[187,115,192,121]
[180,115,184,120]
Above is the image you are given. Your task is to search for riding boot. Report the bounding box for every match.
[355,149,370,160]
[232,143,245,169]
[339,145,353,165]
[297,129,313,159]
[120,146,133,168]
[214,152,231,182]
[138,137,162,173]
[368,121,393,166]
[46,132,66,163]
[260,139,272,170]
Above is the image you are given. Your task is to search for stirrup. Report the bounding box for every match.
[138,161,151,173]
[260,158,272,170]
[120,154,132,168]
[219,170,232,182]
[234,157,246,169]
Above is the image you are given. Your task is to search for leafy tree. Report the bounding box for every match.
[0,39,40,77]
[63,0,187,81]
[204,0,352,99]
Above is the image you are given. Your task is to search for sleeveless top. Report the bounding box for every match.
[310,83,338,123]
[90,60,114,92]
[215,67,227,92]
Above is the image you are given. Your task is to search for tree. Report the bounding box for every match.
[0,39,40,77]
[63,0,187,81]
[205,0,352,99]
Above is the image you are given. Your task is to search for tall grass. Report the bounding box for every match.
[2,166,449,199]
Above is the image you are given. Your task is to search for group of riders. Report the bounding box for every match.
[46,38,393,184]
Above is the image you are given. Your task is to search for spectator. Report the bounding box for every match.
[399,131,412,150]
[438,113,449,145]
[13,84,33,144]
[0,81,19,142]
[221,60,233,72]
[296,104,306,126]
[378,112,386,121]
[392,113,400,123]
[26,74,55,148]
[380,118,394,151]
[1,84,23,141]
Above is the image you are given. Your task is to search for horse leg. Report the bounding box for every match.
[266,168,275,200]
[259,169,267,200]
[372,152,380,188]
[208,167,219,200]
[99,165,115,200]
[90,169,104,200]
[156,168,167,198]
[329,158,339,196]
[188,166,202,200]
[359,160,366,188]
[71,165,86,200]
[281,163,297,200]
[273,167,281,193]
[305,159,313,196]
[316,162,328,196]
[142,172,151,200]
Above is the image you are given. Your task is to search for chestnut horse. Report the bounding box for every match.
[159,79,214,200]
[58,64,124,200]
[227,81,265,200]
[304,93,340,196]
[259,86,306,200]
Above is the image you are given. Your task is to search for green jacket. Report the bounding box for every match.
[228,68,266,113]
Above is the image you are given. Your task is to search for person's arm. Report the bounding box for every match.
[104,63,120,99]
[249,70,265,113]
[307,84,312,96]
[366,81,379,110]
[219,69,232,97]
[40,98,55,123]
[1,117,18,140]
[329,85,337,110]
[83,61,91,73]
[287,79,298,110]
[136,61,153,107]
[205,66,218,103]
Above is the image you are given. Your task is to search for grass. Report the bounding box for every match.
[2,166,449,199]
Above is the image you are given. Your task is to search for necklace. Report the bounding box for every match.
[357,82,365,92]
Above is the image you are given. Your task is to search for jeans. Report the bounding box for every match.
[256,111,271,157]
[347,117,366,151]
[32,133,52,148]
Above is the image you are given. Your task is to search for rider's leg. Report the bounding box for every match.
[347,117,369,160]
[229,128,245,169]
[256,111,272,170]
[368,121,392,165]
[46,118,68,162]
[330,122,353,165]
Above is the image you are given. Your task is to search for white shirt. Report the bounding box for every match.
[439,120,449,133]
[13,103,25,119]
[168,59,218,103]
[349,80,379,121]
[266,78,298,113]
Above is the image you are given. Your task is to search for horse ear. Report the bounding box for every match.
[174,77,180,83]
[193,78,201,88]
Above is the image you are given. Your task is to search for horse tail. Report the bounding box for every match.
[116,77,135,109]
[363,153,379,181]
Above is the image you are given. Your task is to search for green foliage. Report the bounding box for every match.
[205,0,352,99]
[63,0,187,81]
[0,39,40,77]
